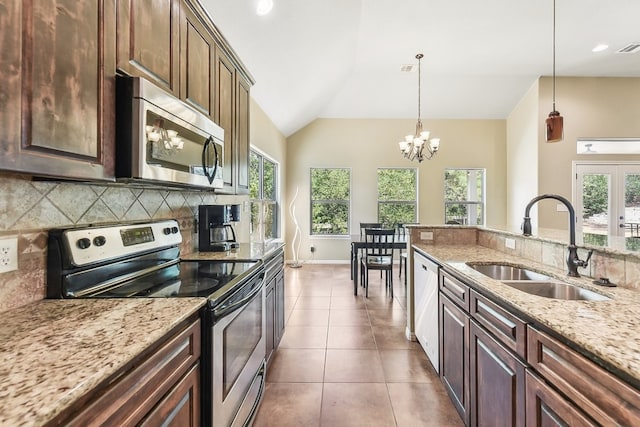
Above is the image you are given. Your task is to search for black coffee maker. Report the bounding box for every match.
[198,204,241,251]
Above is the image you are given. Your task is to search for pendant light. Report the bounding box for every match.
[546,0,563,142]
[398,54,440,162]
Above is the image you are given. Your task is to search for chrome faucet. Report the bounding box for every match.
[522,194,593,277]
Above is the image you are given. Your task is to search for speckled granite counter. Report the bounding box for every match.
[181,241,285,262]
[0,298,206,427]
[413,243,640,388]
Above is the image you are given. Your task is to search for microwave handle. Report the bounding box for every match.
[202,136,219,185]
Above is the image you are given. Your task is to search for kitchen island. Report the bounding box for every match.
[411,235,640,426]
[0,298,205,426]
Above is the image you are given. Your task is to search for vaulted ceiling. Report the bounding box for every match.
[202,0,640,137]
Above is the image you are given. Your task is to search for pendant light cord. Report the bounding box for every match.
[416,53,423,124]
[552,0,556,111]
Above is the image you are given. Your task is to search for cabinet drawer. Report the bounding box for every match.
[528,326,640,426]
[440,270,470,312]
[66,319,201,426]
[470,290,527,359]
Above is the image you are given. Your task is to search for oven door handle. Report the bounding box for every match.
[213,274,264,320]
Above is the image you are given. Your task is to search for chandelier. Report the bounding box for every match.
[398,53,440,162]
[146,119,184,156]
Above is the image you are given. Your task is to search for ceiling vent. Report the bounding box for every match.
[401,64,416,72]
[616,43,640,54]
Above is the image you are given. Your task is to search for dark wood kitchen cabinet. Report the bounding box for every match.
[215,47,236,193]
[0,0,116,180]
[440,292,470,425]
[180,0,215,117]
[116,0,181,94]
[528,326,640,426]
[470,320,526,427]
[235,74,251,194]
[265,248,286,365]
[49,318,201,427]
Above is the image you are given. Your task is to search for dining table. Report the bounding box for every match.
[350,233,407,295]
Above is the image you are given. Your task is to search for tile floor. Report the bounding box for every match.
[253,264,464,427]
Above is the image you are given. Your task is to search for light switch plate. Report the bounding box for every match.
[557,203,568,212]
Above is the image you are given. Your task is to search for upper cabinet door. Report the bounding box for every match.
[0,0,116,180]
[236,75,251,194]
[215,47,235,193]
[117,0,180,94]
[180,1,215,117]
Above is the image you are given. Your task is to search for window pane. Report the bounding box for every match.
[444,168,485,225]
[378,169,416,201]
[263,159,276,201]
[311,168,350,236]
[249,152,260,199]
[311,169,350,200]
[378,202,416,227]
[264,201,277,239]
[311,202,349,235]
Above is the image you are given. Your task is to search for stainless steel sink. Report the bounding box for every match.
[502,280,610,301]
[466,263,550,281]
[465,262,610,301]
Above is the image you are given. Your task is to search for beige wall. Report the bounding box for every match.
[536,77,640,229]
[506,80,539,229]
[285,118,506,262]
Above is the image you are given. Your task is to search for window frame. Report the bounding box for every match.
[310,167,351,236]
[249,148,280,241]
[376,167,418,227]
[443,168,486,225]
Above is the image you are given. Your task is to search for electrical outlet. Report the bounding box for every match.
[0,238,18,273]
[505,238,516,249]
[310,245,315,253]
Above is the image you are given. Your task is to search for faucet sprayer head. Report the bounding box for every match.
[522,217,532,236]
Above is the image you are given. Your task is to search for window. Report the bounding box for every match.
[377,168,417,227]
[444,168,485,225]
[310,168,350,235]
[250,150,279,241]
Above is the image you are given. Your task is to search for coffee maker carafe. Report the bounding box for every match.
[198,204,241,251]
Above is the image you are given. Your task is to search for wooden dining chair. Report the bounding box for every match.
[358,222,382,282]
[360,228,395,297]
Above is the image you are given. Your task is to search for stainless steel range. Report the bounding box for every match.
[46,219,266,427]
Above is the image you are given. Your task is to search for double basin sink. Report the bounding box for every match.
[466,263,610,301]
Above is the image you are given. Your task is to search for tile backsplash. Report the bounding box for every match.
[0,173,249,312]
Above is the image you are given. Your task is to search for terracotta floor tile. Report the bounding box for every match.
[329,309,370,326]
[379,349,437,383]
[294,296,331,310]
[278,326,328,349]
[299,285,333,296]
[373,325,419,350]
[253,382,323,427]
[320,383,396,427]
[266,348,326,382]
[327,326,377,349]
[324,349,385,382]
[368,308,408,327]
[286,309,330,326]
[330,295,367,309]
[387,382,465,427]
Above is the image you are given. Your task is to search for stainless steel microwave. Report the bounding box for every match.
[116,76,224,190]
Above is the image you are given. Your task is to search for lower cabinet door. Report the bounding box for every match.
[140,362,201,427]
[265,281,276,364]
[439,293,470,425]
[525,370,596,427]
[470,320,526,427]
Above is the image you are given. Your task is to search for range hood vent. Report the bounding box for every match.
[616,43,640,54]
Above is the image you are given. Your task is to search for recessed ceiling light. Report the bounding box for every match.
[256,0,273,16]
[592,43,609,53]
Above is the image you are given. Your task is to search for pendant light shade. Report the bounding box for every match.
[546,0,563,143]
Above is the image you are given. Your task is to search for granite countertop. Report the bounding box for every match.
[413,243,640,388]
[0,298,206,427]
[181,241,285,262]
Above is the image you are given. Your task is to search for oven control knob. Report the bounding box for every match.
[77,237,91,249]
[93,236,106,247]
[171,226,179,234]
[163,227,172,235]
